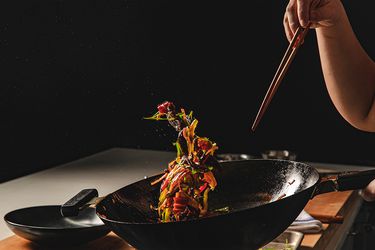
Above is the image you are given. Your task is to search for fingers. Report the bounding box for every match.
[297,0,310,27]
[284,0,317,41]
[283,13,293,42]
[285,0,300,35]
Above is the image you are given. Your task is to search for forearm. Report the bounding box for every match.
[316,2,375,131]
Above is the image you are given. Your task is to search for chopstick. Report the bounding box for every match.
[251,24,311,131]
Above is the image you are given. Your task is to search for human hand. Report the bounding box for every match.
[360,179,375,202]
[283,0,344,41]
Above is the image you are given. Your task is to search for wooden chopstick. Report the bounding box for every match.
[251,25,310,131]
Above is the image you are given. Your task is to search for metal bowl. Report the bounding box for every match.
[262,230,304,250]
[262,150,297,161]
[4,206,110,246]
[216,153,256,162]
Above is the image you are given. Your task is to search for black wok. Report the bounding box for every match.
[62,159,375,250]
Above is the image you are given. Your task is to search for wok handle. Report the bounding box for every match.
[314,169,375,197]
[337,169,375,191]
[61,189,98,217]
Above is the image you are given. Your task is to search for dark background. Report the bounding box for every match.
[1,0,375,182]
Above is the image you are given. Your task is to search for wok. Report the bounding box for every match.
[61,159,375,250]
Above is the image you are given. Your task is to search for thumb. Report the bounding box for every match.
[310,7,335,27]
[310,10,324,23]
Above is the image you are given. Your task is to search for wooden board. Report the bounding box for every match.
[0,233,134,250]
[0,191,355,250]
[300,190,353,248]
[304,191,352,218]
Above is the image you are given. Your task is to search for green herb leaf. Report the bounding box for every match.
[214,207,230,213]
[173,141,183,158]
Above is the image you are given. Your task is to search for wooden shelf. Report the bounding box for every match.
[301,190,363,249]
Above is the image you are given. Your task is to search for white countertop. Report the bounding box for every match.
[1,147,374,240]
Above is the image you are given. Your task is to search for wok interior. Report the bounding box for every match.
[96,159,319,223]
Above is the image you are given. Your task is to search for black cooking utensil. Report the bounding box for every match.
[61,188,99,217]
[62,160,375,250]
[4,205,110,246]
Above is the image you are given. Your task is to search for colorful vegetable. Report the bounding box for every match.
[146,101,220,222]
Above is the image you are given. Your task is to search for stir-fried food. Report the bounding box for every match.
[146,101,220,222]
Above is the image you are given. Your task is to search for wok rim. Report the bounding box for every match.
[96,159,320,225]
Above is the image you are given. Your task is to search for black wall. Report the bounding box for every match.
[1,0,375,182]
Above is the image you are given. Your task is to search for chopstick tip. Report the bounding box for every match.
[251,121,257,132]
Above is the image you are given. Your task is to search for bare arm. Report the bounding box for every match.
[284,0,375,132]
[317,3,375,131]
